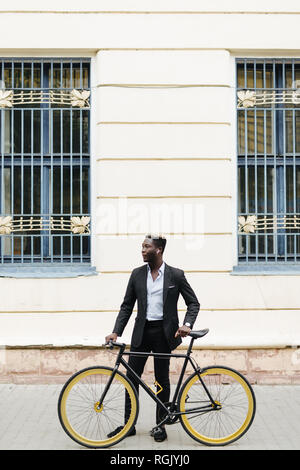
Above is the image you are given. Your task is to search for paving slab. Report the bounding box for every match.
[0,384,299,450]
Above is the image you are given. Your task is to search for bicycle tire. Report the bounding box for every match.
[178,366,256,446]
[58,366,139,449]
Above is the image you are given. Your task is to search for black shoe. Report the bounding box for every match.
[107,426,136,438]
[151,426,167,442]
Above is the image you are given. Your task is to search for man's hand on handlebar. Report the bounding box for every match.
[106,326,192,344]
[105,333,118,345]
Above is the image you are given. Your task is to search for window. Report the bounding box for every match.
[0,58,91,268]
[237,58,300,266]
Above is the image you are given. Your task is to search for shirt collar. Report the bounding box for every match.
[147,261,165,274]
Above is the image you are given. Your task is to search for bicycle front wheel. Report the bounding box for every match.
[58,366,139,448]
[178,366,256,446]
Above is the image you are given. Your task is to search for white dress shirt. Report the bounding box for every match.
[146,262,165,321]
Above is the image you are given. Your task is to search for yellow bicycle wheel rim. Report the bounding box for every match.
[180,367,255,445]
[59,368,137,448]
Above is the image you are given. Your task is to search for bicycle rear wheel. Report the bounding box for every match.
[178,366,256,446]
[58,366,139,448]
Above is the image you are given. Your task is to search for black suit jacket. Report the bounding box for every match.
[113,263,200,350]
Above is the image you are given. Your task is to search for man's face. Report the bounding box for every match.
[141,238,158,263]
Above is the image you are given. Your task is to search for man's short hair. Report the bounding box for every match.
[145,234,167,254]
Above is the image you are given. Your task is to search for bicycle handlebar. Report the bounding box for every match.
[103,329,209,350]
[103,340,126,350]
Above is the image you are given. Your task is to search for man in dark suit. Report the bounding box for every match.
[105,234,200,442]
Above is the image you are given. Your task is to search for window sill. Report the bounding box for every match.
[231,264,300,276]
[0,264,97,278]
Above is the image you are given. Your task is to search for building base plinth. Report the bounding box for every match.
[0,346,299,385]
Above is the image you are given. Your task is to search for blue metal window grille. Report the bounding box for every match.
[0,58,91,265]
[237,58,300,265]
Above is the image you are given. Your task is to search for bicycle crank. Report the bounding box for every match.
[157,402,179,425]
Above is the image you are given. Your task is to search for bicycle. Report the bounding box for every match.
[58,328,256,448]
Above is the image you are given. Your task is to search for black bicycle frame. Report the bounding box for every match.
[98,338,218,427]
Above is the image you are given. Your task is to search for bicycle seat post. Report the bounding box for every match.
[186,335,195,357]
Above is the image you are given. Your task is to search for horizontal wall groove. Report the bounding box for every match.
[96,232,232,236]
[98,48,230,51]
[97,195,232,199]
[99,270,232,274]
[97,121,231,125]
[96,83,231,88]
[1,307,298,314]
[1,11,300,15]
[96,157,232,161]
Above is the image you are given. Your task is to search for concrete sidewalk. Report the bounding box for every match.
[0,383,299,450]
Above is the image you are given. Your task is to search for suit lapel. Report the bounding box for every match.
[163,263,172,306]
[140,264,148,312]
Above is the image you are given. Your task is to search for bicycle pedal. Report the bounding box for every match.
[150,427,158,437]
[150,427,162,437]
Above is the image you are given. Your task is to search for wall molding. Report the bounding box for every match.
[97,121,231,125]
[0,307,299,314]
[96,232,232,236]
[1,11,300,15]
[97,157,232,161]
[97,195,232,199]
[96,83,231,88]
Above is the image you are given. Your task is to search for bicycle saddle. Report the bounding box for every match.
[189,328,209,339]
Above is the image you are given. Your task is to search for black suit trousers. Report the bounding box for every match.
[125,320,171,425]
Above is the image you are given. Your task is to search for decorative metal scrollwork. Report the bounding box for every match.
[0,89,90,108]
[0,90,13,108]
[238,215,257,233]
[0,216,90,234]
[238,215,300,233]
[237,89,300,108]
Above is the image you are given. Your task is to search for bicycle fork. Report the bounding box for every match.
[194,369,222,410]
[97,344,126,410]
